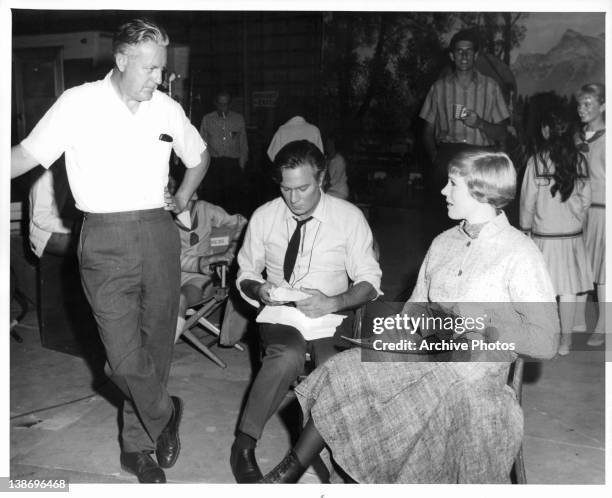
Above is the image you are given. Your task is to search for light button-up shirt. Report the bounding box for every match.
[237,192,382,308]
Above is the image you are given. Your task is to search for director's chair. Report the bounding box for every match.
[177,225,249,368]
[179,262,246,368]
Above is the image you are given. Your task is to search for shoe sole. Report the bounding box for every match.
[158,396,183,469]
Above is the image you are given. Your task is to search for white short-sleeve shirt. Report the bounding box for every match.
[21,71,206,213]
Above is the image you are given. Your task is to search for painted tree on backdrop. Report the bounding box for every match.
[320,12,529,151]
[458,12,528,66]
[320,12,454,147]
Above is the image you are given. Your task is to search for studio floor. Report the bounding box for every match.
[9,206,606,490]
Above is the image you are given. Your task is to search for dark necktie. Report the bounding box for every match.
[283,217,313,283]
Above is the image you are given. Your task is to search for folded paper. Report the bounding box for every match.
[256,305,346,340]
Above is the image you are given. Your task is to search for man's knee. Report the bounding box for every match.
[263,342,306,379]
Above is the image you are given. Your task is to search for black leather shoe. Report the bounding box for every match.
[259,450,305,483]
[156,396,183,469]
[120,451,166,483]
[230,442,263,483]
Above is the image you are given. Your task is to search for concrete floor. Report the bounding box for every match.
[9,206,607,492]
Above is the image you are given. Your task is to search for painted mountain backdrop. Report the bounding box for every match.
[512,29,604,97]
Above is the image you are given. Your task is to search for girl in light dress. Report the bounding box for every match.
[572,84,606,346]
[520,101,592,355]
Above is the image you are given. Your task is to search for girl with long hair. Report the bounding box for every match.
[520,101,592,355]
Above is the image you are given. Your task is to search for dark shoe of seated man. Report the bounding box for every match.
[120,451,166,483]
[156,396,184,468]
[230,433,263,483]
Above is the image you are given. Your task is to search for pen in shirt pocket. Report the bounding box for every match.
[159,133,173,143]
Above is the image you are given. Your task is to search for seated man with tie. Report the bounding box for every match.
[231,139,382,483]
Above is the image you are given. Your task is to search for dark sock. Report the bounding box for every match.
[234,431,257,450]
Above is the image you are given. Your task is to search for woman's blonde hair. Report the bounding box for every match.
[577,83,605,123]
[448,150,516,209]
[576,83,605,104]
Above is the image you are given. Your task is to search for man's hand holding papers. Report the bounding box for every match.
[295,288,339,318]
[269,286,339,319]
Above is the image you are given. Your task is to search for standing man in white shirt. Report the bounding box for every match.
[199,90,248,214]
[230,139,381,483]
[11,19,209,484]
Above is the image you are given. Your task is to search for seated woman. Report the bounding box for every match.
[260,150,560,484]
[169,177,247,341]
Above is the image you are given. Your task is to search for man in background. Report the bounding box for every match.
[420,28,510,210]
[199,90,248,214]
[267,104,324,162]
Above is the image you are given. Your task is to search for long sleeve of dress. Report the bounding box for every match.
[405,248,431,305]
[568,176,592,221]
[490,247,560,360]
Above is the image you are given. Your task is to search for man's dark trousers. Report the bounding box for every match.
[78,208,180,452]
[238,313,354,440]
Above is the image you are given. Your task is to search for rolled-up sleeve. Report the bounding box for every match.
[236,211,267,307]
[345,212,382,298]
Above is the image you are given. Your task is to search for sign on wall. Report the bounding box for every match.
[252,90,279,108]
